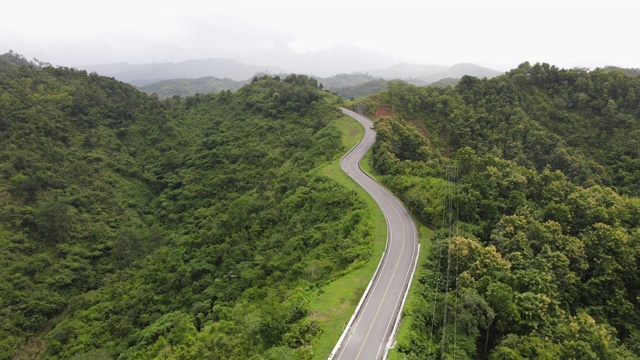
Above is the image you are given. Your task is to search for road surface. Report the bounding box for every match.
[330,108,419,360]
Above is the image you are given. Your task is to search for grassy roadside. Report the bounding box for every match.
[311,115,388,359]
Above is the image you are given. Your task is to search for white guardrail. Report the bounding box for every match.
[384,243,421,359]
[327,249,387,360]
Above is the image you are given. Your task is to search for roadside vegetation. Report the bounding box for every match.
[352,62,640,359]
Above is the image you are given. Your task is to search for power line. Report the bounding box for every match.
[429,172,448,358]
[441,165,458,359]
[452,166,459,360]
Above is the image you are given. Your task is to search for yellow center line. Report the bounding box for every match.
[353,184,407,359]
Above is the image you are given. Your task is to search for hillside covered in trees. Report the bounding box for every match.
[351,62,640,359]
[0,53,374,359]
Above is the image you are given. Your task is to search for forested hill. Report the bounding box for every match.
[381,62,640,195]
[350,62,640,358]
[0,55,373,358]
[78,58,284,86]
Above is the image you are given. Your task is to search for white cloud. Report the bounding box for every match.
[0,0,637,71]
[288,37,337,55]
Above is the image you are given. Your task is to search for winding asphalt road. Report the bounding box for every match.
[330,108,419,360]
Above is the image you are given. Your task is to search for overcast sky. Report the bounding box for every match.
[1,0,637,75]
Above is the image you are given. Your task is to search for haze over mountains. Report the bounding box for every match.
[80,59,285,87]
[80,58,502,84]
[77,58,503,99]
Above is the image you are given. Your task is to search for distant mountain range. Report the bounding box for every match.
[78,58,283,86]
[367,62,503,85]
[367,63,448,80]
[77,58,504,99]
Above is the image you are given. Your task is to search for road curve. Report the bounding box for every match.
[330,108,420,360]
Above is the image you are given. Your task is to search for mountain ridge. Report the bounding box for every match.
[131,60,503,99]
[77,57,502,88]
[77,58,284,86]
[367,62,448,79]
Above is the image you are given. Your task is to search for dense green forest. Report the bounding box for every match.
[352,62,640,359]
[0,53,374,359]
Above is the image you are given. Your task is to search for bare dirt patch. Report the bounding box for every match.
[373,106,392,118]
[12,337,45,360]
